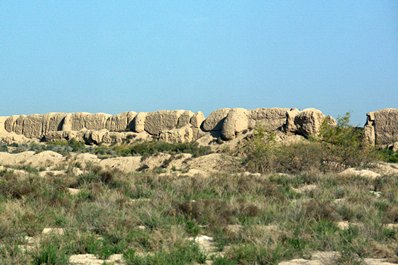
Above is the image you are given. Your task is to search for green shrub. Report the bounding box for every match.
[31,236,69,265]
[124,141,211,157]
[4,138,211,158]
[242,113,376,174]
[223,244,285,265]
[212,256,238,265]
[47,139,86,153]
[0,143,8,152]
[123,242,206,265]
[0,244,30,265]
[377,149,398,163]
[318,112,376,168]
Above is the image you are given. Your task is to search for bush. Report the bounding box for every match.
[242,113,376,174]
[318,112,376,168]
[123,141,211,157]
[377,149,398,163]
[241,129,325,174]
[3,137,212,158]
[47,139,86,153]
[31,235,69,265]
[123,242,206,265]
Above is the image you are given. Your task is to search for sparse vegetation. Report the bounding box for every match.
[0,165,398,264]
[4,140,211,158]
[109,141,211,158]
[242,113,378,174]
[1,113,398,264]
[378,148,398,163]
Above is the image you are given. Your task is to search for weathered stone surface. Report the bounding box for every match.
[42,228,64,235]
[248,118,256,130]
[144,110,184,135]
[279,253,398,265]
[4,113,67,138]
[190,112,205,128]
[363,258,398,265]
[105,111,137,132]
[202,108,230,131]
[159,125,194,143]
[177,110,194,128]
[285,108,300,133]
[45,129,151,145]
[189,235,217,254]
[4,115,17,133]
[99,156,142,172]
[0,151,65,168]
[0,116,33,144]
[62,114,73,131]
[339,168,381,179]
[391,142,398,152]
[5,112,135,138]
[87,129,108,145]
[5,115,40,138]
[279,251,340,265]
[43,131,80,142]
[365,109,398,145]
[186,153,234,176]
[1,108,378,145]
[364,113,376,145]
[133,112,147,133]
[141,153,172,170]
[324,115,337,127]
[250,108,290,131]
[5,115,23,135]
[42,113,66,135]
[23,114,44,138]
[294,108,326,137]
[70,113,112,131]
[221,108,250,140]
[69,254,125,265]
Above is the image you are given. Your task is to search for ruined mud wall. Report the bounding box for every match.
[0,108,336,145]
[2,107,398,146]
[365,108,398,146]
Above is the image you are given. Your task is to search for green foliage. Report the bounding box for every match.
[76,169,127,190]
[7,140,212,159]
[377,149,398,163]
[31,236,69,265]
[221,244,287,265]
[123,242,206,265]
[0,143,8,152]
[319,112,361,146]
[212,256,238,265]
[2,120,398,264]
[90,141,211,158]
[117,141,211,158]
[241,127,278,173]
[318,112,375,167]
[184,219,201,236]
[242,113,376,174]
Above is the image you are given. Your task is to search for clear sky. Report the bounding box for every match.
[0,1,397,125]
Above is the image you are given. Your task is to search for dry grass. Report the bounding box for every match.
[0,165,397,264]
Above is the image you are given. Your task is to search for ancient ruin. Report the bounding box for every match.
[0,108,397,147]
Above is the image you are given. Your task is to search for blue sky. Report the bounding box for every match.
[0,1,397,125]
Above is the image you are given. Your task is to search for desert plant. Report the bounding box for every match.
[377,148,398,163]
[123,242,206,265]
[318,112,376,168]
[242,113,376,174]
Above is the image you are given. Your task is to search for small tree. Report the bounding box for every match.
[318,112,375,168]
[242,127,278,173]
